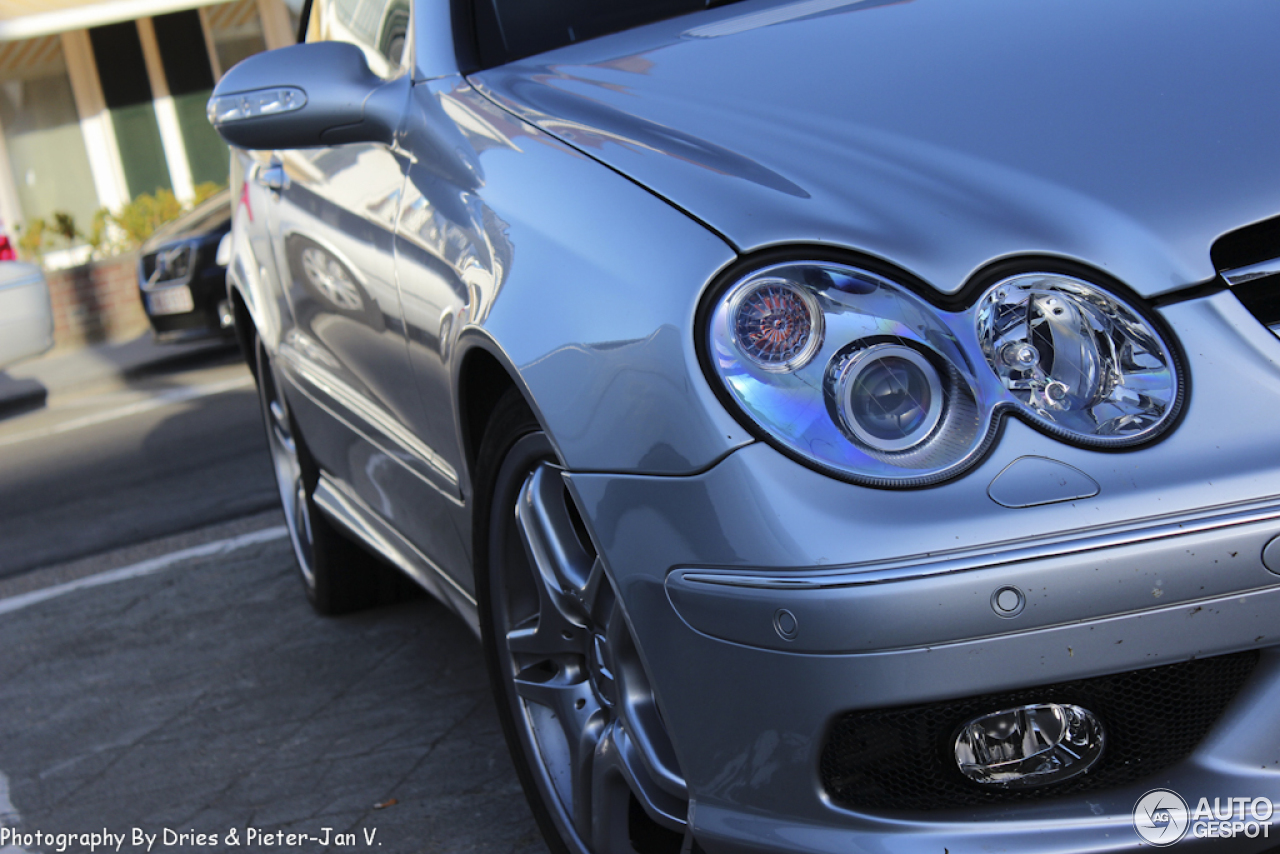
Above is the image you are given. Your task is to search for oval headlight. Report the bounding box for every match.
[975,273,1183,446]
[706,261,993,487]
[704,260,1185,487]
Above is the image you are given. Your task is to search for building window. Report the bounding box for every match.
[153,9,228,187]
[208,0,269,76]
[89,21,172,199]
[0,35,99,229]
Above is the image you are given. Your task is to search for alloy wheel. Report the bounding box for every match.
[486,430,689,854]
[256,341,316,590]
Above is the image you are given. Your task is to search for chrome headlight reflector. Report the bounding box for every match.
[976,273,1182,446]
[705,261,1183,487]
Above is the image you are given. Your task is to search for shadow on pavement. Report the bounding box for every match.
[0,334,242,422]
[0,373,46,419]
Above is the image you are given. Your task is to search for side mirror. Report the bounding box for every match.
[207,41,407,150]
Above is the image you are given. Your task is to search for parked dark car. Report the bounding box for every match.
[209,0,1280,852]
[137,189,234,342]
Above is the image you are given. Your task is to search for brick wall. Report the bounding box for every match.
[44,253,149,348]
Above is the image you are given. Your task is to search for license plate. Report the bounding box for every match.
[147,285,194,316]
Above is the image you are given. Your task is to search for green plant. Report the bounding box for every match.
[113,188,183,247]
[16,217,45,259]
[192,181,223,206]
[86,208,112,256]
[51,211,80,247]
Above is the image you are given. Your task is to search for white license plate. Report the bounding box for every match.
[148,285,195,316]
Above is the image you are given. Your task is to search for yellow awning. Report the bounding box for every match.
[0,0,229,41]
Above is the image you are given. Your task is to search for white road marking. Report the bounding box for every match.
[0,770,35,853]
[0,375,255,449]
[0,526,288,616]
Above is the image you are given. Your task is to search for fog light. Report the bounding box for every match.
[954,703,1104,788]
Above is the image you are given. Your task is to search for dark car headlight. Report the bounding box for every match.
[703,260,1184,487]
[152,244,193,283]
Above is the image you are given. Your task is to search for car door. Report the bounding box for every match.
[259,0,451,529]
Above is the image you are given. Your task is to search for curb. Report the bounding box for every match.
[0,375,46,419]
[0,336,242,422]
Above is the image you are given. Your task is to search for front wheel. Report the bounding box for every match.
[474,390,692,854]
[255,336,406,615]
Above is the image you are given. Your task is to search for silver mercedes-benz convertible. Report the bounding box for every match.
[208,0,1280,850]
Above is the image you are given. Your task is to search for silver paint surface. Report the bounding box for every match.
[474,0,1280,296]
[217,0,1280,850]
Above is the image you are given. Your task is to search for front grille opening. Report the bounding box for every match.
[1230,277,1280,330]
[1213,216,1280,332]
[820,651,1259,812]
[1212,216,1280,272]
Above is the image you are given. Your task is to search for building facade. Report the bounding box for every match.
[0,0,298,249]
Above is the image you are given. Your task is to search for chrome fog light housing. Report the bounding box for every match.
[954,703,1105,788]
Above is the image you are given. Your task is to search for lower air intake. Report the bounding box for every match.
[820,651,1258,812]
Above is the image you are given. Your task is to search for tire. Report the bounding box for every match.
[254,336,408,615]
[474,389,691,854]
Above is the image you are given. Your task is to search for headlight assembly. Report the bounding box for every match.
[975,273,1183,446]
[703,260,1184,487]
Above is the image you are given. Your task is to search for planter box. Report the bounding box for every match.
[43,253,148,348]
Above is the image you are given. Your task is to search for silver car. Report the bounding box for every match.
[0,261,53,370]
[208,0,1280,851]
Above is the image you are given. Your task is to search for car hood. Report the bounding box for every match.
[471,0,1280,297]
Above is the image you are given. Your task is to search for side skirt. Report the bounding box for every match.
[313,472,480,635]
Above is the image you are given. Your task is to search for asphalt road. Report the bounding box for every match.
[0,355,546,854]
[0,353,277,579]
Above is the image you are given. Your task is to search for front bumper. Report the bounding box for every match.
[562,293,1280,853]
[140,267,233,340]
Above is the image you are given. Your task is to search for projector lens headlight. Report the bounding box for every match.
[702,259,1184,488]
[706,261,991,487]
[834,344,943,452]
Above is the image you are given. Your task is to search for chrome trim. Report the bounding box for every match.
[677,493,1280,590]
[1222,256,1280,286]
[668,506,1280,653]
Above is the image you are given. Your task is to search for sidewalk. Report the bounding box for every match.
[0,334,242,418]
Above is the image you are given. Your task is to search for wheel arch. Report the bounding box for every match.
[229,284,258,382]
[455,332,545,501]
